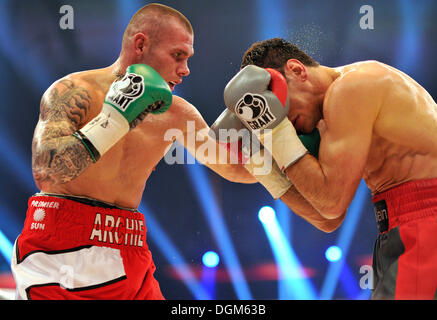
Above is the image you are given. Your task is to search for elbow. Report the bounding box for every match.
[318,218,344,233]
[318,201,348,220]
[226,175,257,184]
[320,210,344,220]
[317,210,347,233]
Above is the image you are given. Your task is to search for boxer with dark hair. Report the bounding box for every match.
[222,37,437,300]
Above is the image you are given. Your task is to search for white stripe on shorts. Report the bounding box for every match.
[11,241,126,300]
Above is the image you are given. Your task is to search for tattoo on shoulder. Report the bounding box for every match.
[41,79,92,126]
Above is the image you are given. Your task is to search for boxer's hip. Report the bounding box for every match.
[11,193,162,300]
[372,178,437,233]
[18,192,147,252]
[371,178,437,299]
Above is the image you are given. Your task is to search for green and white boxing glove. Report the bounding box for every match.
[73,64,172,162]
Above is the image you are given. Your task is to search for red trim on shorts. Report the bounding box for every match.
[372,178,437,299]
[372,178,437,231]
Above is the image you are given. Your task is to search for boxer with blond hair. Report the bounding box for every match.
[11,3,255,300]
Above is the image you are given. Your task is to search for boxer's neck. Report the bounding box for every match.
[110,57,126,80]
[308,65,339,95]
[307,65,340,114]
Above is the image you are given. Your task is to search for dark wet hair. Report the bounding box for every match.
[241,38,319,73]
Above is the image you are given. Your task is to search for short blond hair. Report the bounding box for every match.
[122,3,193,48]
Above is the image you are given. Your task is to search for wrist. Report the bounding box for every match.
[259,118,308,171]
[75,103,130,160]
[244,148,292,199]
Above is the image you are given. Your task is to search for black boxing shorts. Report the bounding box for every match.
[11,193,164,300]
[371,178,437,299]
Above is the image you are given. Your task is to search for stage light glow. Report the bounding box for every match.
[185,150,253,300]
[259,207,317,300]
[139,204,211,300]
[325,246,342,262]
[256,0,287,40]
[0,229,13,265]
[258,206,276,224]
[202,251,220,268]
[339,263,361,299]
[275,200,292,299]
[320,179,369,300]
[0,127,37,192]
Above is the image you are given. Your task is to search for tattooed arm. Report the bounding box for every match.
[32,78,95,188]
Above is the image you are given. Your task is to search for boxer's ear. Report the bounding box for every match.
[132,33,151,56]
[285,59,308,82]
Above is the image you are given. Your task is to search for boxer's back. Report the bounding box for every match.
[340,61,437,194]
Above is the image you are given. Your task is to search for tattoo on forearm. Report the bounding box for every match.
[32,79,95,185]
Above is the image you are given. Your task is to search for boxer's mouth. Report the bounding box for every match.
[168,81,181,91]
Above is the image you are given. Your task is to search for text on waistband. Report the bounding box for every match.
[31,200,60,209]
[89,213,144,247]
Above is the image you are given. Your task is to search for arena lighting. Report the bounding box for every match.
[184,150,253,300]
[139,204,211,300]
[117,0,142,25]
[396,0,424,75]
[256,0,287,40]
[258,206,276,224]
[201,252,219,300]
[275,200,292,242]
[201,266,217,300]
[274,200,293,299]
[202,251,220,268]
[338,262,360,299]
[0,203,23,267]
[0,229,13,265]
[0,1,51,93]
[0,127,37,192]
[259,206,317,300]
[325,246,342,262]
[356,288,372,300]
[319,179,368,300]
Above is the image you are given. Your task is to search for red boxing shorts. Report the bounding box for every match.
[11,193,164,300]
[371,178,437,300]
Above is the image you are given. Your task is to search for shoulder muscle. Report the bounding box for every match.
[40,76,94,129]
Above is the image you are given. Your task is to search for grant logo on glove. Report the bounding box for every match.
[236,93,277,131]
[224,65,309,172]
[74,64,172,163]
[106,73,145,111]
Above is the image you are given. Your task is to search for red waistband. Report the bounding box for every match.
[372,178,437,231]
[22,195,147,250]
